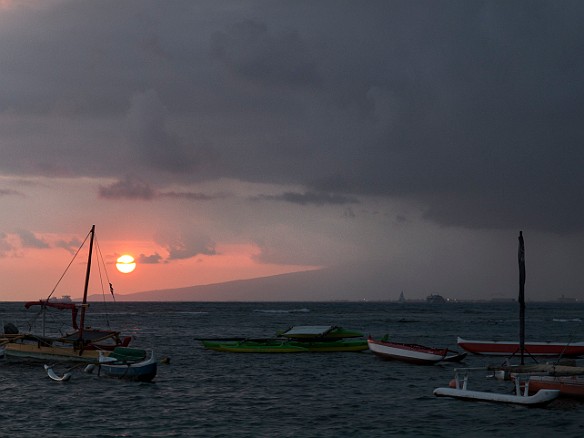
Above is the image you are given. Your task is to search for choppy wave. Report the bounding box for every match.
[2,301,584,437]
[253,308,310,314]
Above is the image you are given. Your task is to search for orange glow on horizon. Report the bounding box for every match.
[0,240,322,300]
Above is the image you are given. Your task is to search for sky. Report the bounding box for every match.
[1,0,584,302]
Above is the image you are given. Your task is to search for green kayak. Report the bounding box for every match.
[201,338,368,353]
[199,325,368,353]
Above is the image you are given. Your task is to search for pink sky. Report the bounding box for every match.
[2,2,584,302]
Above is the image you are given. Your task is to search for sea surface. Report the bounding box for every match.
[1,301,584,437]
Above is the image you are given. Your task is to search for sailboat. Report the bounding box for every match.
[457,231,584,360]
[3,225,136,364]
[434,232,562,406]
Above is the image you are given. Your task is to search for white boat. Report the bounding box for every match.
[433,368,560,407]
[368,336,448,365]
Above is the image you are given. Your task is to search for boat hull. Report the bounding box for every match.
[528,375,584,399]
[4,342,104,363]
[457,337,584,357]
[99,358,157,382]
[202,339,368,353]
[367,338,448,365]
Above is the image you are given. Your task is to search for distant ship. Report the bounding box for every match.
[48,295,73,303]
[426,294,446,304]
[398,291,406,303]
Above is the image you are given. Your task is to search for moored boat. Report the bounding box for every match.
[94,347,157,382]
[278,325,364,340]
[199,325,368,353]
[458,232,584,361]
[367,336,449,365]
[457,337,584,357]
[202,338,367,353]
[527,375,584,399]
[201,339,308,353]
[433,367,560,407]
[3,226,135,364]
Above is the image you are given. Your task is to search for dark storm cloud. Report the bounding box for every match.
[160,191,226,201]
[99,177,156,200]
[55,237,84,254]
[99,177,224,202]
[16,229,49,249]
[165,237,216,260]
[0,232,15,257]
[137,253,164,264]
[0,189,23,197]
[2,1,584,233]
[210,18,321,89]
[125,90,216,174]
[254,191,359,206]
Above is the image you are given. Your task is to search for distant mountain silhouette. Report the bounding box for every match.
[92,265,394,302]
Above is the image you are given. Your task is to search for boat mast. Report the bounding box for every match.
[78,224,95,342]
[518,231,526,365]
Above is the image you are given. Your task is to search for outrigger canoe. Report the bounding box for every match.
[527,375,584,399]
[368,336,466,365]
[278,325,364,340]
[201,338,368,353]
[457,337,584,357]
[199,325,368,353]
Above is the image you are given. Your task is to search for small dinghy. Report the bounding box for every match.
[367,336,466,365]
[367,336,448,365]
[96,348,157,382]
[44,364,72,382]
[433,367,560,407]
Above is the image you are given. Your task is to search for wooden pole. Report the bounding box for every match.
[518,231,526,365]
[78,225,95,343]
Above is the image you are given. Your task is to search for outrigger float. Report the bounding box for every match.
[433,367,560,407]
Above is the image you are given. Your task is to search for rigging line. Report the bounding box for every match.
[94,235,113,329]
[47,229,91,300]
[96,236,115,303]
[554,332,577,365]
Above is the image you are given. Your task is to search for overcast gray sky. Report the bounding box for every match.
[1,0,583,301]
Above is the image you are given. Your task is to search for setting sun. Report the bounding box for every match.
[116,255,136,274]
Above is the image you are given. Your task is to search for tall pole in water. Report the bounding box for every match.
[518,231,526,365]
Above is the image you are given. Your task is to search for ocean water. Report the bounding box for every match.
[1,301,584,437]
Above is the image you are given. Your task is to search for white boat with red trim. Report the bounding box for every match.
[367,336,450,365]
